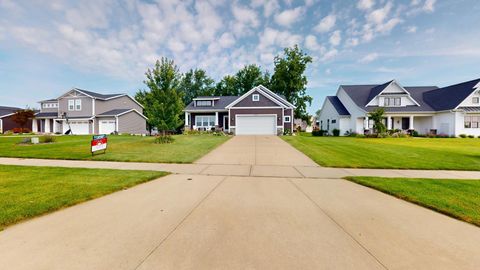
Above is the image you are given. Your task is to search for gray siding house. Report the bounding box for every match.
[184,85,295,135]
[34,88,147,135]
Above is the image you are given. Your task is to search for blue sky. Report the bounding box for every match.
[0,0,479,114]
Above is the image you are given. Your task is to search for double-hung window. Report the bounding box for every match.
[195,115,215,128]
[75,99,82,111]
[284,116,291,122]
[465,116,479,128]
[68,100,75,111]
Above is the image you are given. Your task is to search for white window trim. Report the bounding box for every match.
[473,97,479,104]
[284,115,291,123]
[75,99,82,111]
[194,115,216,129]
[252,94,260,102]
[68,100,75,111]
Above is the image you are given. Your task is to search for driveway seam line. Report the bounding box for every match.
[287,178,390,270]
[132,176,228,270]
[198,164,211,174]
[293,166,306,178]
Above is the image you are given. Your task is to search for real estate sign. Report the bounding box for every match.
[91,134,107,155]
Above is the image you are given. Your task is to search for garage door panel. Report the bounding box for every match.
[236,115,276,135]
[99,120,116,134]
[63,121,90,135]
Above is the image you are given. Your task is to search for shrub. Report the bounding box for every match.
[459,134,467,138]
[40,135,56,143]
[312,129,327,137]
[355,134,366,138]
[468,135,475,138]
[4,130,13,135]
[412,130,419,137]
[154,135,175,144]
[332,128,340,136]
[344,130,357,137]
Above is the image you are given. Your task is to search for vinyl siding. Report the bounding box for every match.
[232,90,280,107]
[59,95,93,117]
[117,111,147,134]
[230,108,282,126]
[95,96,143,115]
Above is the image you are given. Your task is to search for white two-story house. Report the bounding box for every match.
[318,78,480,136]
[33,88,147,135]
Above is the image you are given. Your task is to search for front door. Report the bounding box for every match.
[401,117,409,130]
[223,115,229,131]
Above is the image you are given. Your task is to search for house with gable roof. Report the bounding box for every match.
[318,78,480,136]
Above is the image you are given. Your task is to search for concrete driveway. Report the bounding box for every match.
[1,136,480,269]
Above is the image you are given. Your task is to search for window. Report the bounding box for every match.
[196,100,212,106]
[473,97,479,104]
[252,94,260,101]
[195,115,216,128]
[284,116,291,122]
[75,99,82,111]
[384,97,401,107]
[464,116,479,128]
[68,100,75,111]
[331,119,336,124]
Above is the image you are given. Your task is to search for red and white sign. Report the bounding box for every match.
[91,135,108,153]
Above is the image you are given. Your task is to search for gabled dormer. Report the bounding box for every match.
[365,80,420,108]
[193,97,220,107]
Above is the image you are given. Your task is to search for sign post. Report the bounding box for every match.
[91,134,108,156]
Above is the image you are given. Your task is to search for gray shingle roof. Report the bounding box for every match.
[341,83,439,112]
[326,96,350,115]
[423,78,480,111]
[97,109,132,116]
[366,80,393,102]
[74,88,123,99]
[0,106,21,118]
[185,96,239,111]
[35,112,58,118]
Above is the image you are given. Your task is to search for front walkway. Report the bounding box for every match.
[1,136,480,269]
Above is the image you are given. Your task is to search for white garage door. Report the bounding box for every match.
[63,121,90,135]
[236,115,276,135]
[99,120,116,134]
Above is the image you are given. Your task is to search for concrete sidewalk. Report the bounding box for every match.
[2,157,480,179]
[1,175,479,269]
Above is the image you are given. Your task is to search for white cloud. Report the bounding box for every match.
[218,32,235,48]
[314,14,336,33]
[329,30,341,46]
[321,49,338,61]
[357,0,374,10]
[274,7,304,27]
[359,52,379,63]
[423,0,436,13]
[251,0,280,17]
[406,25,417,33]
[231,4,259,27]
[345,38,359,47]
[304,35,324,52]
[367,2,392,25]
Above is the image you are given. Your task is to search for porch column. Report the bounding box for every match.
[364,116,369,130]
[184,112,189,126]
[32,120,38,133]
[52,120,57,133]
[45,119,50,133]
[215,112,219,126]
[409,115,414,130]
[387,116,392,130]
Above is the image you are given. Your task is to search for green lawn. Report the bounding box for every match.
[283,135,480,170]
[345,176,480,226]
[0,165,168,229]
[0,134,229,163]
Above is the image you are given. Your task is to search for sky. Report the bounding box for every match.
[0,0,479,114]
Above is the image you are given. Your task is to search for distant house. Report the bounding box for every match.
[318,78,480,136]
[184,85,295,135]
[0,106,31,133]
[33,88,147,135]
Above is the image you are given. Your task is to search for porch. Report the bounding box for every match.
[184,111,229,132]
[361,114,434,134]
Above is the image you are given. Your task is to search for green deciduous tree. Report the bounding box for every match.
[136,58,184,133]
[369,108,386,134]
[234,64,270,94]
[270,45,313,122]
[179,68,215,105]
[215,75,237,96]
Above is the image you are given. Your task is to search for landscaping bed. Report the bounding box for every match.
[0,134,230,163]
[283,135,480,170]
[0,165,168,229]
[345,176,480,227]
